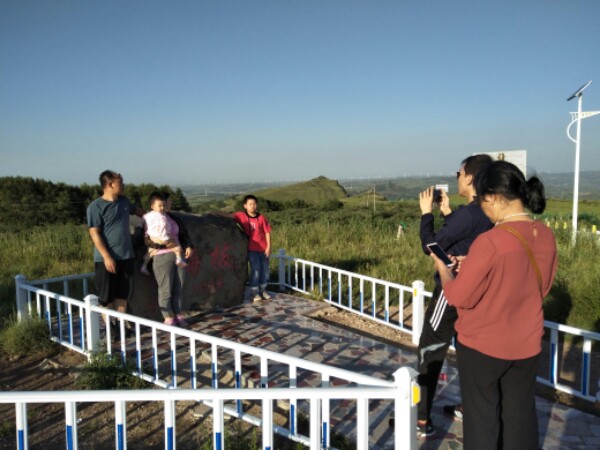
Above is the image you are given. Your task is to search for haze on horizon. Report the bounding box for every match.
[1,1,600,187]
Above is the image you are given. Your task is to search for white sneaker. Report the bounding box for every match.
[252,294,262,303]
[261,291,271,300]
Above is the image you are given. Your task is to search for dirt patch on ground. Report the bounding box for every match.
[0,348,208,449]
[0,346,333,449]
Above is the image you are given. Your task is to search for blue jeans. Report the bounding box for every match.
[248,251,269,291]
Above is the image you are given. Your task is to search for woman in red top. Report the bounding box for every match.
[431,161,558,450]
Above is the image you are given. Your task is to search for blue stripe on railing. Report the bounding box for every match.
[236,371,242,413]
[79,315,85,350]
[18,430,24,450]
[68,312,73,345]
[348,284,352,307]
[171,350,176,382]
[190,356,196,389]
[323,422,328,447]
[46,310,52,335]
[57,303,63,340]
[66,425,74,450]
[212,362,217,388]
[360,291,364,314]
[582,353,589,396]
[153,347,158,381]
[291,404,295,435]
[117,424,125,450]
[550,342,556,384]
[166,427,174,450]
[215,431,222,450]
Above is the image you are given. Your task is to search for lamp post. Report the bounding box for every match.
[566,81,599,245]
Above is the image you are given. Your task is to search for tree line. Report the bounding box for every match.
[0,176,191,231]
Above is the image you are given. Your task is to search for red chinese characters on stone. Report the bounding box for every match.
[210,243,233,270]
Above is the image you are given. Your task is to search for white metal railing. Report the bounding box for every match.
[9,246,600,448]
[0,384,418,450]
[12,273,420,450]
[273,249,432,346]
[539,321,600,403]
[269,250,600,404]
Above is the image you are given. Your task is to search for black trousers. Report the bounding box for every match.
[457,340,540,450]
[417,285,458,422]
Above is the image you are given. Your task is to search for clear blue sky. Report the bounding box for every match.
[1,0,599,186]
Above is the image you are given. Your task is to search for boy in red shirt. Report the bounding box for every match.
[233,195,272,302]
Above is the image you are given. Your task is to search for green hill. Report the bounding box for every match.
[251,176,349,205]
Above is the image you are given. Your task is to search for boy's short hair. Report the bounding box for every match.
[148,191,165,206]
[243,194,258,204]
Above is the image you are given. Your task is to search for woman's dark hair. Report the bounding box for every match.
[474,160,546,214]
[462,154,493,177]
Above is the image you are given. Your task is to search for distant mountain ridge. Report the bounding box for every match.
[183,171,600,203]
[340,171,600,201]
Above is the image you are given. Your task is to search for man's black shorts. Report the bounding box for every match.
[94,259,135,307]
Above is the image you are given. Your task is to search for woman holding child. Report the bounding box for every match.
[430,161,558,450]
[142,192,194,326]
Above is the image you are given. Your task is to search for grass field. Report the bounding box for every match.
[1,183,599,333]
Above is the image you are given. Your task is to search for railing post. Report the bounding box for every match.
[582,338,592,397]
[411,280,425,346]
[550,328,558,385]
[263,396,273,450]
[15,402,28,450]
[278,248,286,290]
[356,396,368,449]
[15,274,29,322]
[289,365,297,436]
[393,366,419,450]
[115,400,127,450]
[84,295,100,357]
[321,374,330,448]
[165,399,175,450]
[309,397,322,450]
[65,401,78,450]
[213,399,224,450]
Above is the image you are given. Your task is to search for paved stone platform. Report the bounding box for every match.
[172,290,600,450]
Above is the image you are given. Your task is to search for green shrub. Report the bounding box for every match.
[75,352,149,390]
[0,316,56,357]
[0,420,13,438]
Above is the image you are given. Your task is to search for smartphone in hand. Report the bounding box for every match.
[426,242,453,267]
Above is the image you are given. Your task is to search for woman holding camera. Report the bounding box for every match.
[431,160,558,450]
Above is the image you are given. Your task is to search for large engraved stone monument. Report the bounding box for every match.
[129,212,248,321]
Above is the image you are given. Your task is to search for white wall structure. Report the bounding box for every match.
[477,150,527,177]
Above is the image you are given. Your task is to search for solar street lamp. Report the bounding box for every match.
[566,81,599,245]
